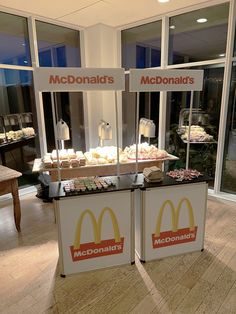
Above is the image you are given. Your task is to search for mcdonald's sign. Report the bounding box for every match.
[152,198,197,249]
[70,207,124,262]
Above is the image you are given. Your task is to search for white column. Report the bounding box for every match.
[83,24,120,149]
[158,16,169,150]
[28,17,47,156]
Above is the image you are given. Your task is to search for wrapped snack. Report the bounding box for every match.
[67,148,76,160]
[120,153,128,163]
[6,130,24,141]
[61,159,70,168]
[22,127,35,137]
[76,151,86,166]
[97,157,108,164]
[43,154,52,168]
[59,149,68,160]
[52,160,61,168]
[143,166,164,182]
[70,158,80,168]
[51,150,58,160]
[43,160,52,168]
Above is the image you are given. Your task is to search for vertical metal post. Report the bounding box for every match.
[51,92,61,182]
[186,91,194,169]
[135,92,140,176]
[115,91,120,178]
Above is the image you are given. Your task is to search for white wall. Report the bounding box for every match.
[83,24,121,149]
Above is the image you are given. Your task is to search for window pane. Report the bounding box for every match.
[121,21,161,70]
[0,12,31,66]
[122,75,159,148]
[36,21,81,67]
[0,69,39,186]
[165,64,224,187]
[42,92,85,153]
[221,63,236,194]
[169,3,229,65]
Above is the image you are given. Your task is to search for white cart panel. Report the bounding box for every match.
[143,182,207,261]
[56,190,133,275]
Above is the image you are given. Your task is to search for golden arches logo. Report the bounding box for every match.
[70,207,124,262]
[152,198,197,249]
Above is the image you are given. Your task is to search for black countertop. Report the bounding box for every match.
[49,173,211,199]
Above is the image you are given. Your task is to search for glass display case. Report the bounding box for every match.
[0,113,35,142]
[3,114,23,141]
[0,113,36,166]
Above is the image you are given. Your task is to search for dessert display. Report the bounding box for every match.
[179,125,214,142]
[6,130,24,141]
[83,143,168,165]
[0,128,35,143]
[123,142,168,160]
[22,127,35,137]
[84,146,125,165]
[42,148,86,169]
[167,168,202,181]
[40,144,174,169]
[42,149,85,169]
[143,166,164,182]
[63,177,115,194]
[0,113,35,145]
[0,132,6,144]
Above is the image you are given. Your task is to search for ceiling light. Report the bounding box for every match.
[158,0,170,3]
[197,18,207,23]
[169,25,175,29]
[219,53,225,57]
[23,60,28,64]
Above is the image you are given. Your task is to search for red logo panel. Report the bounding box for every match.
[70,237,124,262]
[152,227,197,249]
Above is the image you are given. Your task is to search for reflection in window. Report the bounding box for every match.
[122,75,159,148]
[35,21,85,153]
[0,69,38,186]
[165,65,224,186]
[169,3,229,65]
[0,12,31,66]
[121,20,161,70]
[42,92,85,153]
[36,21,81,67]
[221,64,236,194]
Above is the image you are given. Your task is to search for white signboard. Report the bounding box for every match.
[129,69,204,92]
[57,191,132,275]
[34,67,125,91]
[143,183,207,261]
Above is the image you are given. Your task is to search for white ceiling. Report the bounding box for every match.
[0,0,212,28]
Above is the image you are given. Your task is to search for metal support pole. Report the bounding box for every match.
[135,92,140,176]
[51,92,61,182]
[115,91,120,178]
[186,91,194,169]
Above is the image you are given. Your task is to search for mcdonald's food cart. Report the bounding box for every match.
[135,174,209,262]
[34,66,137,276]
[50,175,135,276]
